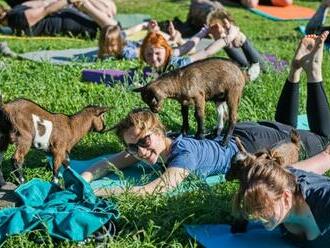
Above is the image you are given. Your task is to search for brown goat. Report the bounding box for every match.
[133,58,246,145]
[0,97,108,185]
[226,129,301,182]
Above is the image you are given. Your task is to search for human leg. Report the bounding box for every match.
[301,32,330,137]
[274,33,309,127]
[73,0,117,27]
[24,0,68,27]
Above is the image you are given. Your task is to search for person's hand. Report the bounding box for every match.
[148,20,160,32]
[232,31,247,48]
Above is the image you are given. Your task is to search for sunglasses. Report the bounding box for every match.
[126,133,152,155]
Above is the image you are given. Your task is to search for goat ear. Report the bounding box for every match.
[132,86,145,93]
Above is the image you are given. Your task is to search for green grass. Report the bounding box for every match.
[0,0,329,247]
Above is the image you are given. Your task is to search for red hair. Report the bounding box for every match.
[140,31,173,67]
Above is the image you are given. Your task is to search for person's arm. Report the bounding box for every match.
[81,151,138,182]
[24,0,68,27]
[189,24,239,63]
[172,26,209,57]
[94,166,190,196]
[289,145,330,175]
[123,22,149,36]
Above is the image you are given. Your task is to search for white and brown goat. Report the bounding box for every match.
[0,97,108,185]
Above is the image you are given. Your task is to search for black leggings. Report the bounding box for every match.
[234,80,330,157]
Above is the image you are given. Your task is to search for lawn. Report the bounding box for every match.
[0,0,329,247]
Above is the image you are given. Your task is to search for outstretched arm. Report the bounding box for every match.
[94,166,190,196]
[189,23,239,63]
[172,26,209,57]
[81,151,138,182]
[290,145,330,175]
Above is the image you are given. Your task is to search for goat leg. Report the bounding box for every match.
[12,159,24,184]
[0,152,5,187]
[12,142,31,184]
[231,218,248,234]
[221,92,240,146]
[181,104,189,136]
[52,152,66,183]
[216,101,228,137]
[194,97,205,139]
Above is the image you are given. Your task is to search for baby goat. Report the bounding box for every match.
[0,97,108,185]
[134,58,246,145]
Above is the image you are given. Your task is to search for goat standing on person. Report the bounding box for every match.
[0,97,108,185]
[134,58,246,144]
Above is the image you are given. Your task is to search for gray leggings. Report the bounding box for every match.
[224,39,263,68]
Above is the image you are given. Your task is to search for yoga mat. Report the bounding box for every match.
[116,14,150,30]
[185,223,295,247]
[18,38,213,65]
[47,154,225,191]
[249,4,315,21]
[297,25,330,50]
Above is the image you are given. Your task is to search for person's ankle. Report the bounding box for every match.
[307,72,322,82]
[288,68,302,83]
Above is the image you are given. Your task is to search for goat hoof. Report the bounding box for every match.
[18,177,25,184]
[52,177,59,184]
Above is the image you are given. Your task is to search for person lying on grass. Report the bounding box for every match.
[234,31,330,247]
[0,0,115,38]
[98,19,190,60]
[140,12,262,80]
[81,31,330,196]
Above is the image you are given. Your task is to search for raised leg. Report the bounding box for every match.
[181,104,189,136]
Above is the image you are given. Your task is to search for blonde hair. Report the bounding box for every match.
[114,108,166,140]
[207,9,235,27]
[98,25,125,59]
[233,161,299,221]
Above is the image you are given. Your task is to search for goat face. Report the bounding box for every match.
[133,86,163,113]
[91,107,108,132]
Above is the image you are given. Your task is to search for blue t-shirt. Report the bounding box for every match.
[166,135,238,178]
[168,55,192,69]
[121,40,140,60]
[284,167,330,247]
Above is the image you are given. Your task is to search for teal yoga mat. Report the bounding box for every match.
[185,223,295,247]
[47,154,225,191]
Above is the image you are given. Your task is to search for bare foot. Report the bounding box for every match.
[294,31,329,82]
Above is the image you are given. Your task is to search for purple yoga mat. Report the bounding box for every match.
[82,69,135,86]
[82,67,155,86]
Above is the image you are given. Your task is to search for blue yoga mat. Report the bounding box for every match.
[47,154,225,191]
[185,223,295,247]
[297,26,330,50]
